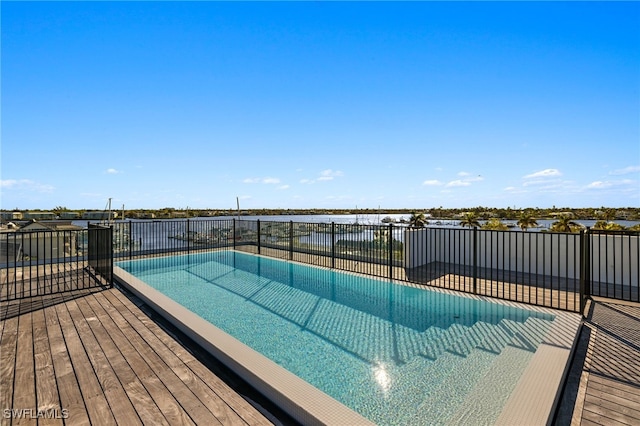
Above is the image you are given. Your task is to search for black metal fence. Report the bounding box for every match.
[0,227,113,302]
[586,229,639,302]
[13,219,635,313]
[88,224,114,285]
[404,227,587,312]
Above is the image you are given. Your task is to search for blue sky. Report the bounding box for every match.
[2,1,639,211]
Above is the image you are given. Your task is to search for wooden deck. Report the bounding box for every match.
[555,299,640,426]
[0,279,277,425]
[2,256,639,425]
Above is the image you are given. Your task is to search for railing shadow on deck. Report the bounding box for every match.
[583,300,640,388]
[0,268,111,321]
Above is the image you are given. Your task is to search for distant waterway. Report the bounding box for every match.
[72,214,638,253]
[74,213,640,230]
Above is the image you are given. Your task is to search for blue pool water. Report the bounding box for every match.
[118,251,556,425]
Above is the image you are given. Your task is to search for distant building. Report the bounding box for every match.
[23,211,57,220]
[134,212,156,219]
[0,211,23,221]
[82,211,118,220]
[59,212,81,220]
[8,221,84,261]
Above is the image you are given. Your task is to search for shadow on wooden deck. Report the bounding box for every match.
[554,298,640,425]
[0,267,111,321]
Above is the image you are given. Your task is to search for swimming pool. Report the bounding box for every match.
[115,250,577,425]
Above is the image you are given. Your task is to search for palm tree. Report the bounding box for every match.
[408,212,427,228]
[482,218,508,231]
[459,212,480,228]
[52,206,68,215]
[373,228,390,247]
[593,220,626,231]
[550,214,581,233]
[517,212,538,232]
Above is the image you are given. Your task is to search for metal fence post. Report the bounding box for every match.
[257,219,261,254]
[579,228,586,314]
[585,227,591,300]
[186,218,191,255]
[233,219,236,250]
[388,223,393,280]
[331,222,336,269]
[129,220,133,260]
[473,226,478,294]
[289,221,294,260]
[109,225,114,287]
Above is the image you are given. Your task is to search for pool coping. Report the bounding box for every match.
[114,253,582,426]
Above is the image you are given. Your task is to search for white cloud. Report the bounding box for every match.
[586,181,612,189]
[446,180,470,187]
[317,169,343,181]
[422,180,443,186]
[106,168,121,174]
[585,179,637,190]
[609,165,640,175]
[243,177,281,184]
[277,185,290,190]
[302,169,344,184]
[444,174,483,187]
[0,179,54,193]
[523,169,562,179]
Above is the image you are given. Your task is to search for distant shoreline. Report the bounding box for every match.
[3,207,639,222]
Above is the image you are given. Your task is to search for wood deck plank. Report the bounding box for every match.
[0,315,18,426]
[82,291,196,425]
[129,307,273,426]
[64,299,143,426]
[93,291,224,426]
[587,378,640,405]
[72,295,170,426]
[42,302,90,426]
[54,301,116,425]
[584,394,640,423]
[108,290,271,425]
[31,305,63,426]
[105,293,246,424]
[12,307,36,426]
[582,404,635,426]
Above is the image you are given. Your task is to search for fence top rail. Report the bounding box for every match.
[588,229,640,236]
